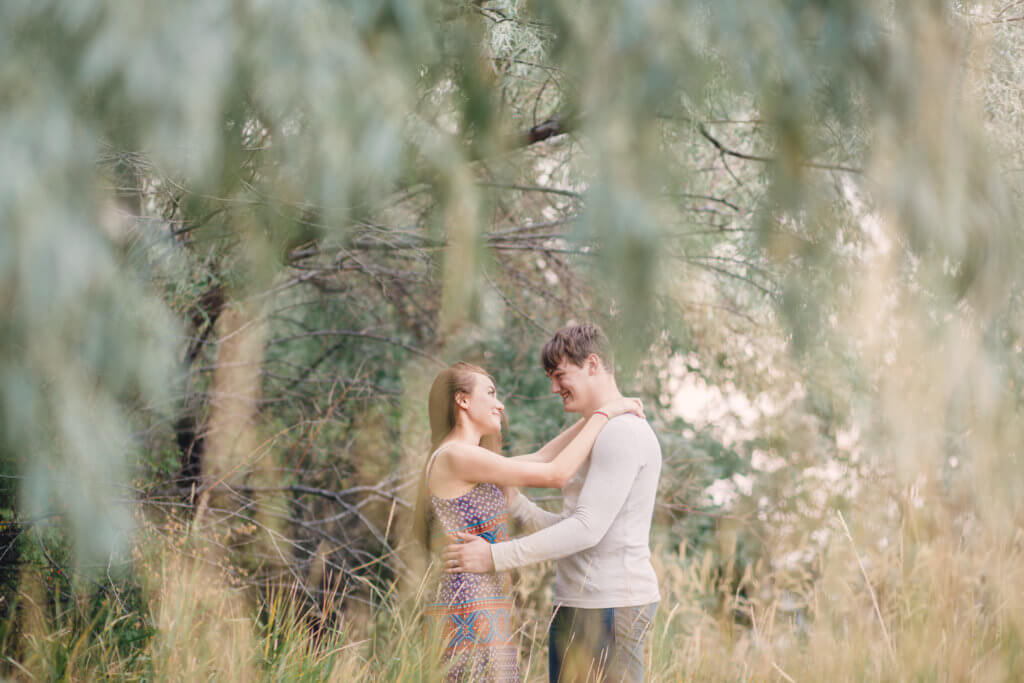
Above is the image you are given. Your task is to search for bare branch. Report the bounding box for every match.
[699,124,863,174]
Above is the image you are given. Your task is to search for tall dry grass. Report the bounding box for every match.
[6,487,1021,682]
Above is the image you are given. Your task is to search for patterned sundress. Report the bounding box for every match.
[425,448,519,682]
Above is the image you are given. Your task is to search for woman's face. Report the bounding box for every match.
[459,373,504,435]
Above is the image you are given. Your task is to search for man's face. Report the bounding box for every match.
[547,358,595,414]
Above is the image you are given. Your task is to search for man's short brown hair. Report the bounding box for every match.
[541,323,615,374]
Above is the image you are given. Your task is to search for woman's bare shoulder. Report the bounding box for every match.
[434,441,488,466]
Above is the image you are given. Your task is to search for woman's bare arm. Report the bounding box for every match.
[443,398,643,489]
[503,423,585,501]
[508,419,585,464]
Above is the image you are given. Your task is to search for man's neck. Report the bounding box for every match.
[580,384,623,419]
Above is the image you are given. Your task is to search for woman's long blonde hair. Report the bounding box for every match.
[412,362,502,551]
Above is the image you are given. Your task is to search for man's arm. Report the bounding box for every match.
[506,490,564,532]
[490,419,644,571]
[446,490,568,573]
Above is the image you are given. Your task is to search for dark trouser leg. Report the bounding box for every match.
[606,602,658,683]
[548,607,567,683]
[548,606,615,683]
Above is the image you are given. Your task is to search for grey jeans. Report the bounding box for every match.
[549,602,658,682]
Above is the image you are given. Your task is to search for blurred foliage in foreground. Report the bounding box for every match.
[1,0,1023,679]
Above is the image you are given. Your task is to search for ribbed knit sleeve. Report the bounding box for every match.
[506,492,563,533]
[491,418,645,572]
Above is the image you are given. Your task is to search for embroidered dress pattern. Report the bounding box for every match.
[427,483,519,682]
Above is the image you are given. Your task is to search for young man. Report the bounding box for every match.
[444,323,662,682]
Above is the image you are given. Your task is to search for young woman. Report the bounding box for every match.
[413,362,643,682]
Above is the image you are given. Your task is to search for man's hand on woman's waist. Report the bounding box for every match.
[443,532,495,574]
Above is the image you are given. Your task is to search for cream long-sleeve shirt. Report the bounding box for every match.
[494,414,662,608]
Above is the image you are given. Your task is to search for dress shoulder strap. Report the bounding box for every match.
[424,442,457,488]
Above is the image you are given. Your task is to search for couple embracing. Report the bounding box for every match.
[413,323,661,682]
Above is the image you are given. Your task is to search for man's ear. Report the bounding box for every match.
[587,353,601,374]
